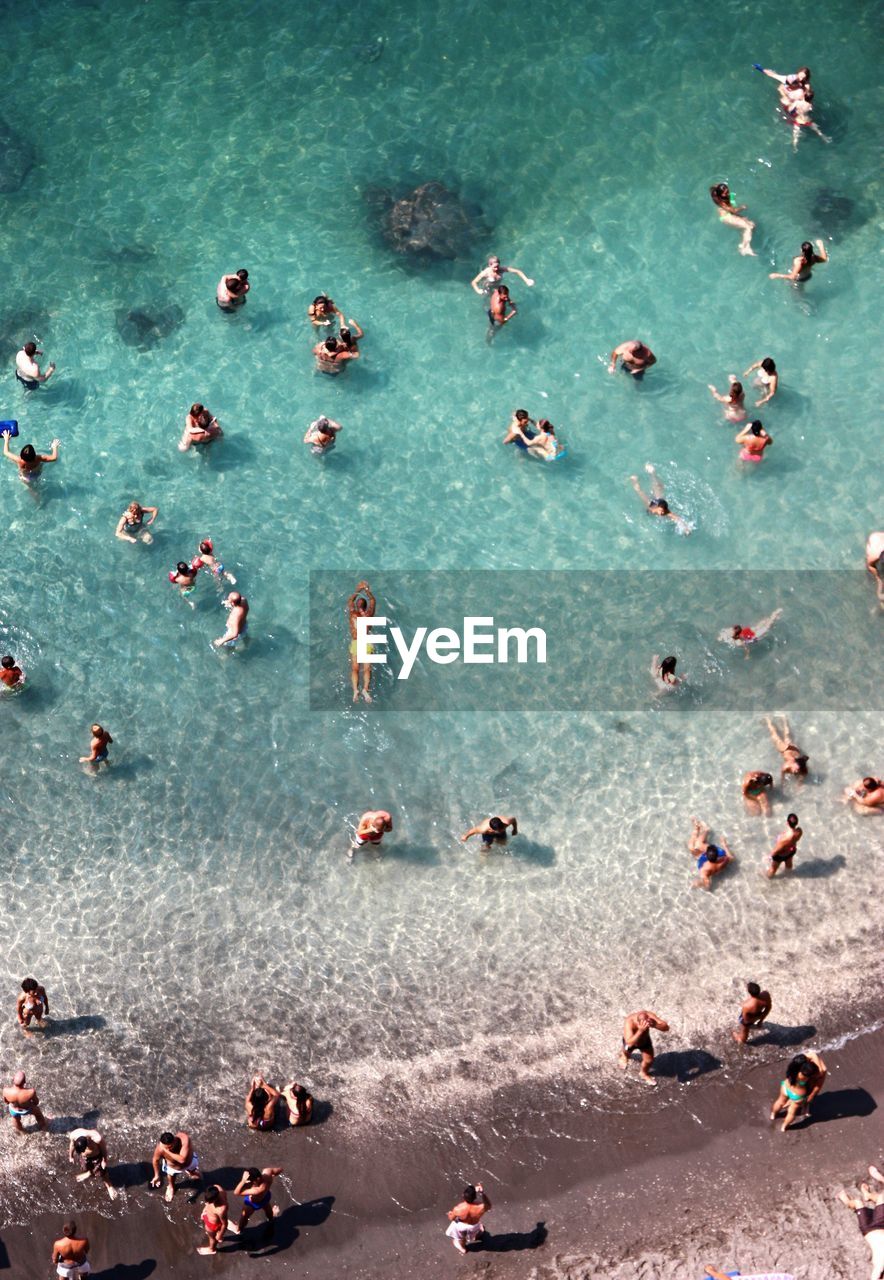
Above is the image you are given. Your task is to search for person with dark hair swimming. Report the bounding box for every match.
[308,294,344,327]
[687,816,733,890]
[770,238,828,283]
[304,415,343,455]
[487,284,516,339]
[79,724,112,768]
[338,317,363,353]
[245,1075,281,1130]
[733,981,772,1045]
[0,655,25,689]
[764,715,809,779]
[503,409,537,449]
[770,1049,826,1131]
[842,776,884,812]
[461,814,518,847]
[348,580,376,703]
[629,465,692,535]
[609,339,657,377]
[708,375,746,421]
[766,812,802,878]
[743,355,779,407]
[742,771,774,815]
[179,404,223,451]
[735,419,773,463]
[313,333,358,374]
[786,86,830,149]
[15,340,55,388]
[2,429,60,482]
[651,654,684,692]
[216,268,250,311]
[446,1181,492,1254]
[719,609,782,656]
[709,183,756,256]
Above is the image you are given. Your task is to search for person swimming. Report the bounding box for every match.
[735,419,773,463]
[770,239,828,284]
[486,284,516,339]
[687,817,733,890]
[525,419,563,461]
[719,609,782,655]
[503,409,537,448]
[308,295,344,327]
[650,654,684,692]
[179,404,223,451]
[471,254,535,294]
[786,87,831,149]
[0,655,25,689]
[743,356,779,407]
[629,465,692,534]
[115,501,158,544]
[764,715,809,779]
[2,430,61,482]
[304,416,342,455]
[708,376,746,421]
[216,268,250,311]
[709,183,755,256]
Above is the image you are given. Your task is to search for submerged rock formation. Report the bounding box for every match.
[369,181,487,261]
[115,304,185,350]
[0,119,35,193]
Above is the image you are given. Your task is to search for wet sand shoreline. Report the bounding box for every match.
[2,1016,881,1278]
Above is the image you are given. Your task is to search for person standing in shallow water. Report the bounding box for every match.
[446,1182,492,1254]
[461,815,518,847]
[486,284,517,340]
[618,1010,669,1085]
[15,340,55,388]
[0,655,25,688]
[733,981,772,1045]
[766,812,802,878]
[609,339,656,377]
[709,183,756,256]
[79,724,112,768]
[770,238,828,284]
[17,977,49,1030]
[216,268,249,311]
[471,254,534,294]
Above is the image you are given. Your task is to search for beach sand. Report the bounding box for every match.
[2,1020,880,1278]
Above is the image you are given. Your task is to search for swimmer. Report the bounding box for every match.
[743,356,779,407]
[629,465,692,535]
[15,340,55,388]
[759,64,811,109]
[866,532,884,608]
[193,539,236,584]
[216,268,250,311]
[526,419,563,460]
[687,817,733,890]
[503,409,537,447]
[115,501,158,544]
[787,87,831,149]
[234,1166,283,1235]
[151,1129,202,1202]
[461,815,518,847]
[719,609,783,656]
[2,430,60,482]
[79,723,112,767]
[0,655,25,689]
[766,812,802,878]
[69,1127,116,1200]
[199,1185,232,1255]
[735,419,773,463]
[304,415,342,455]
[742,770,774,815]
[338,319,364,354]
[51,1220,90,1279]
[245,1075,281,1131]
[769,1049,826,1131]
[708,376,746,421]
[650,654,684,692]
[471,254,534,294]
[486,284,516,339]
[446,1182,492,1255]
[313,334,358,374]
[308,295,344,327]
[281,1082,313,1126]
[618,1010,669,1085]
[348,580,376,702]
[770,238,828,283]
[764,715,809,779]
[842,776,884,812]
[351,809,393,856]
[609,340,657,377]
[732,981,772,1045]
[17,977,49,1030]
[169,560,199,603]
[213,591,249,647]
[836,1180,884,1280]
[3,1069,47,1130]
[709,183,756,256]
[179,404,223,451]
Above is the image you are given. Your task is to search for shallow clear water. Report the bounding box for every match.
[0,0,881,1205]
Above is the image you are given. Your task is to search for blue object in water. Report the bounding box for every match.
[752,62,764,71]
[0,420,18,438]
[701,1272,740,1279]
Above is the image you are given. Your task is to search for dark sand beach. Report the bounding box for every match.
[2,1018,881,1278]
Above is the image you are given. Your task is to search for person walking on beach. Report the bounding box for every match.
[348,580,376,703]
[742,771,773,815]
[233,1166,283,1236]
[216,268,249,311]
[461,815,518,847]
[351,809,393,856]
[0,654,25,689]
[764,715,808,779]
[836,1179,884,1280]
[199,1184,233,1255]
[213,592,249,648]
[15,340,55,388]
[609,339,656,377]
[618,1010,669,1085]
[79,724,112,768]
[245,1075,281,1130]
[69,1127,116,1200]
[744,356,779,406]
[51,1220,90,1279]
[446,1182,492,1254]
[17,976,49,1030]
[471,254,534,294]
[770,1050,827,1131]
[151,1129,202,1201]
[687,817,733,890]
[767,813,802,878]
[733,981,772,1045]
[770,239,828,284]
[629,466,692,534]
[3,1070,47,1130]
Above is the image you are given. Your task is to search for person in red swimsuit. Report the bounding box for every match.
[198,1184,231,1255]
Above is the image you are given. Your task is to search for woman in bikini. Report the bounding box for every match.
[629,465,693,535]
[770,238,828,284]
[245,1076,281,1130]
[709,183,755,256]
[708,375,745,421]
[282,1081,314,1126]
[2,431,61,483]
[650,654,684,693]
[742,771,773,815]
[743,356,779,407]
[764,715,809,780]
[735,419,773,463]
[308,295,343,327]
[770,1050,826,1131]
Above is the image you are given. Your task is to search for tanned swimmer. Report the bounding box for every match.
[609,339,656,377]
[618,1010,669,1085]
[461,815,518,847]
[486,284,517,340]
[842,776,884,813]
[732,981,772,1045]
[3,1069,47,1130]
[764,715,809,780]
[79,724,112,768]
[348,580,376,703]
[687,816,733,890]
[770,238,828,284]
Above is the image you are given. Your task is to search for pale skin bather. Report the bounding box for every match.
[866,532,884,608]
[709,183,755,256]
[629,465,692,535]
[471,255,534,294]
[708,375,746,421]
[115,501,158,543]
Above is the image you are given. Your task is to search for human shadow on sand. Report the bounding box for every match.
[474,1221,547,1253]
[802,1087,876,1126]
[110,1161,151,1190]
[793,855,848,879]
[49,1109,101,1134]
[748,1022,816,1048]
[241,1197,335,1258]
[651,1049,722,1082]
[0,1238,10,1268]
[92,1263,156,1279]
[44,1015,106,1038]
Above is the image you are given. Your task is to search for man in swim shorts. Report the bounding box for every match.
[837,1180,884,1280]
[68,1127,116,1200]
[461,815,518,846]
[348,580,376,703]
[618,1010,669,1085]
[51,1220,90,1279]
[503,409,537,448]
[843,776,884,811]
[199,1184,232,1255]
[79,724,112,767]
[766,813,802,878]
[609,340,656,378]
[733,981,772,1045]
[151,1129,202,1201]
[17,976,48,1029]
[3,1070,47,1130]
[15,340,55,388]
[0,655,25,688]
[446,1182,492,1254]
[687,816,733,890]
[214,592,249,648]
[351,809,393,856]
[233,1166,283,1236]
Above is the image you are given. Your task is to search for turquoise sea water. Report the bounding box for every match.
[0,0,881,1220]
